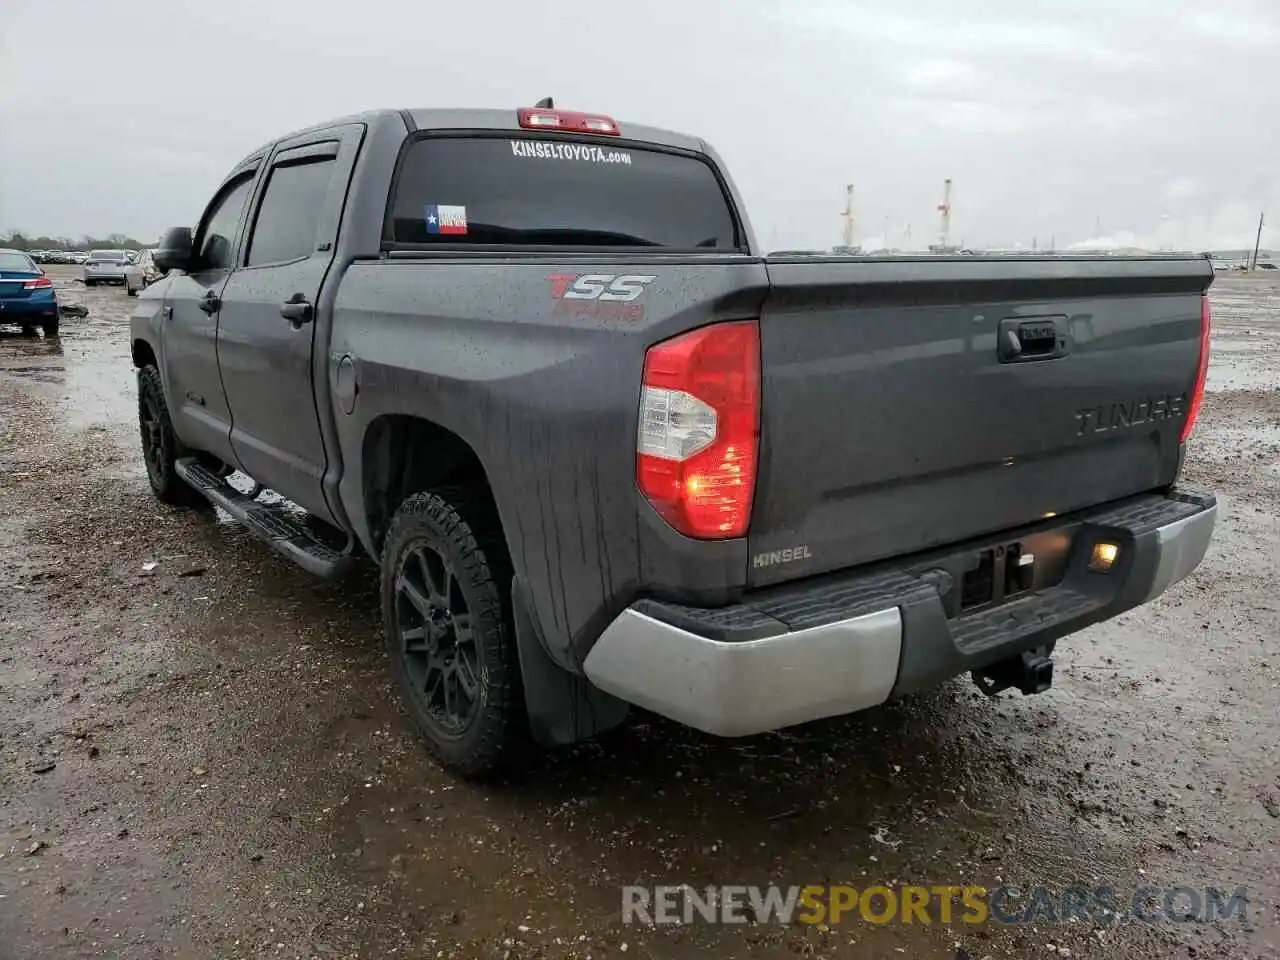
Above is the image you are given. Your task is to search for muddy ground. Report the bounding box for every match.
[0,266,1277,960]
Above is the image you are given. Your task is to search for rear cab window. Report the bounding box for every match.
[89,250,127,262]
[387,135,742,251]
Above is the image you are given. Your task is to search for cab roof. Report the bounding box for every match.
[404,108,705,153]
[235,106,706,171]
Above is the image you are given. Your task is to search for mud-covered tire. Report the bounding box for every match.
[381,490,528,779]
[41,315,59,337]
[137,365,205,508]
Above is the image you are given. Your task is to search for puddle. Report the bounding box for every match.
[0,271,136,429]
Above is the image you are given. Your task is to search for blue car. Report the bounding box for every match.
[0,249,59,337]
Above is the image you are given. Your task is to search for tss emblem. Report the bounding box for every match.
[547,273,657,302]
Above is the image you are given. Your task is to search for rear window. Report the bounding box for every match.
[90,250,127,261]
[388,136,740,250]
[0,252,35,270]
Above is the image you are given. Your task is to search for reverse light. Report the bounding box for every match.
[637,321,760,539]
[1088,541,1120,572]
[517,107,620,136]
[23,275,52,290]
[1180,294,1212,443]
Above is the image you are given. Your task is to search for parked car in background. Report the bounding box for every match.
[0,248,59,336]
[83,249,130,286]
[125,249,162,296]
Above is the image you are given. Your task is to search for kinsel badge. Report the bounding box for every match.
[752,545,813,569]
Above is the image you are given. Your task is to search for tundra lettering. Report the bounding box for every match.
[1075,394,1188,436]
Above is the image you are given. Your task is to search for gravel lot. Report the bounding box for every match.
[1,265,1277,959]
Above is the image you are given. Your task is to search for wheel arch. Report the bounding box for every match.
[360,414,507,563]
[132,337,158,369]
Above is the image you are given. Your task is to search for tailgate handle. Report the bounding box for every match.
[998,316,1069,363]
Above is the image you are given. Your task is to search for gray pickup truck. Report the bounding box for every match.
[130,102,1217,777]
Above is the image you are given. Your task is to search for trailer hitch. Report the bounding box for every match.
[972,646,1054,698]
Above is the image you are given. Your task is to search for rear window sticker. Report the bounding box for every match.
[424,204,468,235]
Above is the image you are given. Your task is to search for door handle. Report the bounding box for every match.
[280,294,313,328]
[198,290,220,315]
[997,316,1069,363]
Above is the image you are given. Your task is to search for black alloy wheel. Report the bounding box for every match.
[395,539,484,736]
[136,365,205,507]
[381,490,527,778]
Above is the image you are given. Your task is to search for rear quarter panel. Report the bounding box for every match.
[330,256,768,666]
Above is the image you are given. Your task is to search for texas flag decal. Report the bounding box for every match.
[424,204,468,235]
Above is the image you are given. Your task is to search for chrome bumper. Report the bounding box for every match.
[584,605,902,737]
[1140,502,1218,603]
[583,498,1218,738]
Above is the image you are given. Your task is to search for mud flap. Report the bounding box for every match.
[511,576,630,747]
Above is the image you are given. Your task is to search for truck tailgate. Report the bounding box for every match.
[749,256,1213,588]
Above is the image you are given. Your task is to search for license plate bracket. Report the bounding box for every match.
[957,540,1033,613]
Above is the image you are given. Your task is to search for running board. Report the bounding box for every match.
[174,457,356,579]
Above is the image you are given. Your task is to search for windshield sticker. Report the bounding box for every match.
[510,140,633,166]
[424,204,468,235]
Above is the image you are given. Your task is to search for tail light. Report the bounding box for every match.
[517,107,620,136]
[637,320,760,539]
[1180,295,1212,443]
[23,276,52,290]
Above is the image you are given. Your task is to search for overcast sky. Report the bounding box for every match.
[1,0,1276,252]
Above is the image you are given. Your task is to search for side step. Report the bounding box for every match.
[174,457,355,579]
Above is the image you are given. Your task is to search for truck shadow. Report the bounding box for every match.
[157,504,1133,954]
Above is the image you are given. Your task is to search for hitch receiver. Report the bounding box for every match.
[972,647,1054,698]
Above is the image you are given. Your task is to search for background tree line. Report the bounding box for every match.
[2,230,149,251]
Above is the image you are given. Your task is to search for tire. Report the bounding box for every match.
[381,490,527,779]
[41,315,59,337]
[126,284,137,297]
[137,365,206,508]
[84,279,95,287]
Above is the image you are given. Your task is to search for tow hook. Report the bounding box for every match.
[972,647,1054,698]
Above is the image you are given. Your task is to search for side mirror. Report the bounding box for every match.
[154,226,194,274]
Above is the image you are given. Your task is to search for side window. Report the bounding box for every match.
[197,177,254,271]
[246,156,336,267]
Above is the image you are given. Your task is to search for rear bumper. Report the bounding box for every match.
[0,295,58,319]
[583,486,1217,737]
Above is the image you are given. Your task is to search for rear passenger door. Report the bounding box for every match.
[215,124,364,523]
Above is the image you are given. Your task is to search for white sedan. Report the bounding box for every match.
[83,250,131,286]
[125,249,163,296]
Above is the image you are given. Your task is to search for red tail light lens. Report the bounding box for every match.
[1180,295,1212,443]
[23,275,52,289]
[637,320,760,539]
